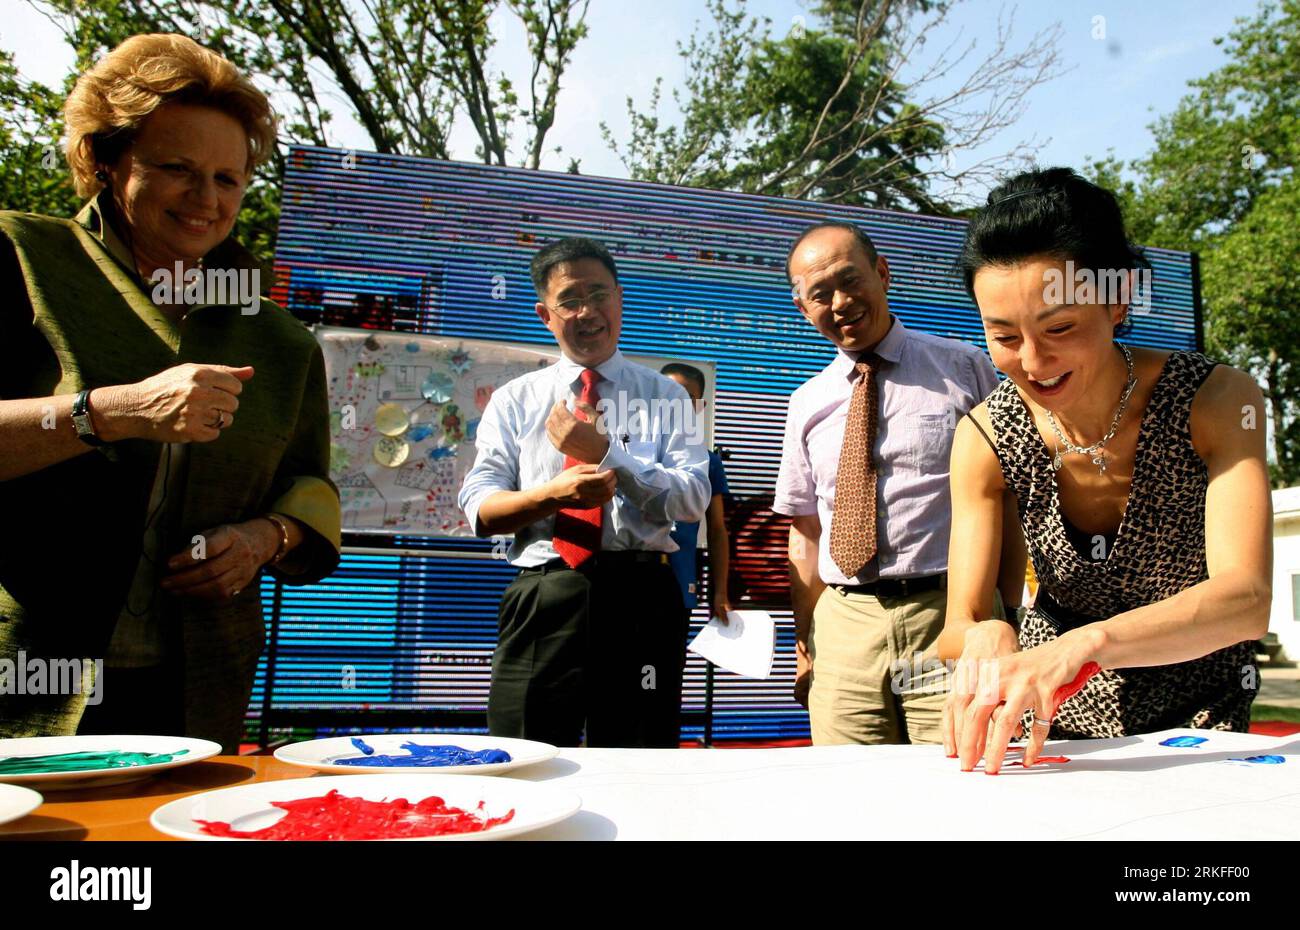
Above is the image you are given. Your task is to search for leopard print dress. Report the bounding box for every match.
[982,347,1257,739]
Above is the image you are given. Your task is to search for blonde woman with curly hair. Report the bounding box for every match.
[0,34,340,751]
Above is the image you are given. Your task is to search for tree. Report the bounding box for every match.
[0,49,80,220]
[1084,0,1300,485]
[6,0,591,260]
[1201,177,1300,487]
[602,0,1063,214]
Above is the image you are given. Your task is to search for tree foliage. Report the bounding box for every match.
[0,48,80,220]
[1202,177,1300,487]
[3,0,591,260]
[603,0,1063,214]
[1085,0,1300,485]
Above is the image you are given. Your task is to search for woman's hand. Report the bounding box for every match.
[942,618,1020,760]
[951,630,1102,775]
[161,519,278,601]
[96,363,254,443]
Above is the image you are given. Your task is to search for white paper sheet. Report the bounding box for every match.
[687,610,775,679]
[509,729,1300,840]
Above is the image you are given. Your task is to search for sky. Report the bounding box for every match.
[1,0,1264,203]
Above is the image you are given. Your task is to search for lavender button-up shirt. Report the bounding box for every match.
[773,315,999,585]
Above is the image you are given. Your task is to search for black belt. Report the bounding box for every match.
[522,551,670,574]
[1031,589,1102,633]
[831,573,946,598]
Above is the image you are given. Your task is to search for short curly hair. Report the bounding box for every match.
[63,33,276,198]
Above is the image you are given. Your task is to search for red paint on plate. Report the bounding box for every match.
[197,789,516,840]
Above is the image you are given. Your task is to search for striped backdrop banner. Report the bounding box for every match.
[248,145,1202,745]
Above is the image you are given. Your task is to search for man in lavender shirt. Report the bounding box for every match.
[775,222,1025,745]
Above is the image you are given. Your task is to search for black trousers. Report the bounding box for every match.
[488,557,687,748]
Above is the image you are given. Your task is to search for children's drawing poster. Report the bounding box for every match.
[316,326,714,536]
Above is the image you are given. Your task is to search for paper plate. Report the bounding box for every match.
[0,735,222,790]
[0,783,43,826]
[274,733,559,776]
[150,773,581,841]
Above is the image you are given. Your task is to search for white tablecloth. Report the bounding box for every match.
[507,728,1300,840]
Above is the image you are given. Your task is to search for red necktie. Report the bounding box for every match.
[552,368,603,568]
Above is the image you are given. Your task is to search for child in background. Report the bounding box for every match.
[662,363,733,625]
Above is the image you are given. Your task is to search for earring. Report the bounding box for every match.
[95,169,108,183]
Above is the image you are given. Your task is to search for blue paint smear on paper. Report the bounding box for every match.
[339,739,512,767]
[1160,736,1209,748]
[408,424,435,443]
[1228,755,1286,765]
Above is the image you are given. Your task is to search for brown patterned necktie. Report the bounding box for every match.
[830,356,880,579]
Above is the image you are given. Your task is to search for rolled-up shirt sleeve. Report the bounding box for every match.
[597,382,709,525]
[458,390,520,537]
[773,392,817,516]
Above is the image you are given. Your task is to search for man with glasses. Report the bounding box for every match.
[459,237,710,748]
[774,222,1021,745]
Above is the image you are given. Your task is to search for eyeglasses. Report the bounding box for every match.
[548,288,615,318]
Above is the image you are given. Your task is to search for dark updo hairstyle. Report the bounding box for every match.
[956,167,1148,335]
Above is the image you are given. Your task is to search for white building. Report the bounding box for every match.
[1270,486,1300,661]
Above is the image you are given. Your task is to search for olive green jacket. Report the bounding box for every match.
[0,195,341,751]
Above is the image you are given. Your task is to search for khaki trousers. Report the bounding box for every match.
[808,583,1004,745]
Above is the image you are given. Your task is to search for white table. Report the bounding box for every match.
[508,728,1300,840]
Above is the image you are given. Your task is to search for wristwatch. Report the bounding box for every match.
[71,389,107,447]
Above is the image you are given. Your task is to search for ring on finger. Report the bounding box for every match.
[1033,716,1052,728]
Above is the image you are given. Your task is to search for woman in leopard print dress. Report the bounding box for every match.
[937,168,1273,774]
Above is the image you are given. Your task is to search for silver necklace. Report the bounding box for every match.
[1046,343,1136,475]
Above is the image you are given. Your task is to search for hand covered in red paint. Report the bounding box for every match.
[949,627,1102,775]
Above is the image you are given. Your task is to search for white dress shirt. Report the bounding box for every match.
[459,349,711,567]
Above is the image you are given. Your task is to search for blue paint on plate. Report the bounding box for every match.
[339,739,511,767]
